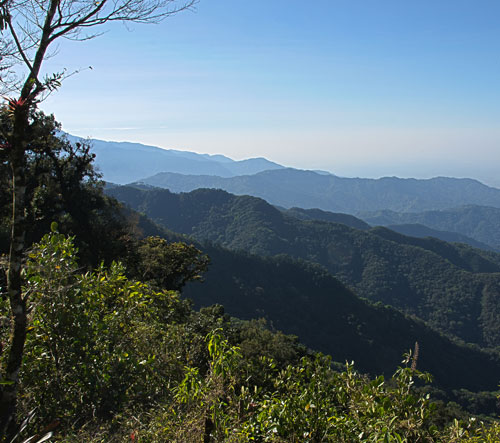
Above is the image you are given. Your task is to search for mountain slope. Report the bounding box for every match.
[361,205,500,251]
[138,169,500,213]
[383,224,496,252]
[283,213,494,253]
[127,210,500,394]
[186,245,500,393]
[283,207,371,230]
[108,185,500,349]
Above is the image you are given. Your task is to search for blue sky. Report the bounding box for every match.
[40,0,500,186]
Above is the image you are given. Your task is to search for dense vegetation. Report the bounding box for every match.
[182,242,500,394]
[107,185,500,349]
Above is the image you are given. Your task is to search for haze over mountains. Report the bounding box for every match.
[67,134,284,184]
[89,135,500,253]
[139,170,500,214]
[80,134,500,215]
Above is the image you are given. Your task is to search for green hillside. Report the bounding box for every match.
[118,212,500,394]
[283,207,371,230]
[107,185,500,348]
[183,243,500,393]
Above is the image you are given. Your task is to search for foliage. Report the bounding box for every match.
[129,236,210,291]
[0,0,195,430]
[235,354,435,442]
[17,229,191,429]
[114,333,500,443]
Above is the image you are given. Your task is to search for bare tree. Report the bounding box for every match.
[0,0,196,435]
[0,34,17,94]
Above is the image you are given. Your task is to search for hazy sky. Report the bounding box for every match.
[39,0,500,186]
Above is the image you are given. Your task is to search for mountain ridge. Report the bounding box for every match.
[67,134,500,215]
[361,205,500,251]
[137,169,500,213]
[64,134,285,184]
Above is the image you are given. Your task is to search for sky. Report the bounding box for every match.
[38,0,500,186]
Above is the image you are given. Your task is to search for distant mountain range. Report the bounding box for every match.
[75,135,500,215]
[137,169,500,214]
[65,134,284,184]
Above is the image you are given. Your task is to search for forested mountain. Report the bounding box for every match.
[283,209,492,251]
[185,244,500,393]
[107,185,500,349]
[384,224,495,252]
[270,207,491,251]
[126,213,500,394]
[136,168,500,213]
[361,205,500,252]
[283,207,371,230]
[66,134,284,184]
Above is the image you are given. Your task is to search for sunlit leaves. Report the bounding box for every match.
[20,231,187,427]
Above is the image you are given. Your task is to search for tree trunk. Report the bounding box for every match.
[0,108,28,438]
[0,6,59,434]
